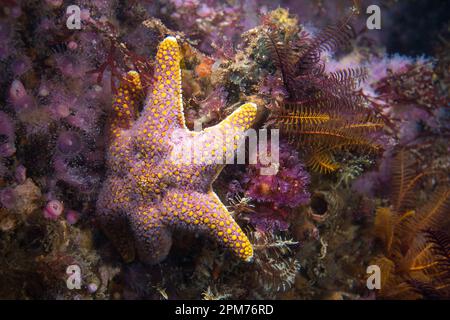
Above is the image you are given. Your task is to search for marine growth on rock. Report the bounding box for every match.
[0,0,448,301]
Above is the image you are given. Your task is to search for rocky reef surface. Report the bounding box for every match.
[0,0,448,299]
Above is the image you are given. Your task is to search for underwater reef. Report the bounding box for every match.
[0,0,449,300]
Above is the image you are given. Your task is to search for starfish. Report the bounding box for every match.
[97,36,257,264]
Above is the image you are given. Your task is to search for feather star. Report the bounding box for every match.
[97,36,257,264]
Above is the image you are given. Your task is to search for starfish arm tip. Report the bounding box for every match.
[163,36,178,43]
[242,102,257,111]
[159,36,180,54]
[125,70,142,88]
[244,254,254,263]
[234,102,258,118]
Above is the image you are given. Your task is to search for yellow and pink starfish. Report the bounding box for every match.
[97,36,257,264]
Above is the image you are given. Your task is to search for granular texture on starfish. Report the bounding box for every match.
[97,36,257,264]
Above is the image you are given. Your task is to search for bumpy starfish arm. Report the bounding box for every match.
[140,36,185,134]
[96,210,136,262]
[129,205,172,265]
[107,71,143,171]
[109,71,143,135]
[96,178,136,262]
[160,189,253,261]
[198,103,258,166]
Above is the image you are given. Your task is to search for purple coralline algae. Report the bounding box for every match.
[240,142,310,232]
[245,142,310,208]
